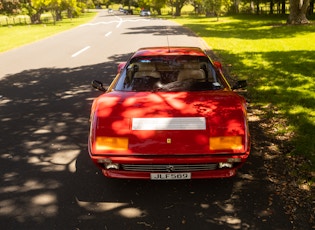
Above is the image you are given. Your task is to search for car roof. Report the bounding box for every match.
[131,47,207,58]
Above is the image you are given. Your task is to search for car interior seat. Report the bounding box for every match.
[177,62,206,82]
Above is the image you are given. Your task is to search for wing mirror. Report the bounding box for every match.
[91,80,106,92]
[213,61,222,70]
[232,80,247,90]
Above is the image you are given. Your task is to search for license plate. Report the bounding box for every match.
[150,172,191,180]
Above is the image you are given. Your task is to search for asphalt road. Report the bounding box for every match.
[0,10,292,230]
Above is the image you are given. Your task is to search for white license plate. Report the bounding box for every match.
[150,172,191,180]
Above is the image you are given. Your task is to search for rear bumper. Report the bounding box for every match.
[90,153,249,179]
[102,168,238,179]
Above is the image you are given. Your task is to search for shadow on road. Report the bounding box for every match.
[0,53,292,229]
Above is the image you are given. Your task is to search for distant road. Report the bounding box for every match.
[0,10,208,78]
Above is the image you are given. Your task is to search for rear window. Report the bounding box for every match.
[114,55,224,92]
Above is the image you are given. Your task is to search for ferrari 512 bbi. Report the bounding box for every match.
[88,46,250,180]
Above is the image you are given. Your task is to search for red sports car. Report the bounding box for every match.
[89,47,250,180]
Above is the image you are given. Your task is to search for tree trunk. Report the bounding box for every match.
[256,1,260,14]
[270,0,274,14]
[30,12,41,24]
[281,0,286,14]
[233,0,240,13]
[250,1,254,13]
[287,0,310,24]
[175,6,181,16]
[309,0,314,15]
[173,0,186,16]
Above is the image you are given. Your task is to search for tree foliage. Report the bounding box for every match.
[1,0,87,23]
[167,0,188,16]
[204,0,222,18]
[151,0,167,14]
[0,0,21,14]
[1,0,313,25]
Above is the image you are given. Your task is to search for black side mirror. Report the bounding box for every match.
[232,80,247,90]
[91,80,106,92]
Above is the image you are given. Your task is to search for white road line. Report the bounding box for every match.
[116,17,123,28]
[79,17,151,28]
[71,46,90,58]
[105,31,112,37]
[80,21,116,26]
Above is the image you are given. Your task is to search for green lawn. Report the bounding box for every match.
[172,15,315,177]
[0,12,97,52]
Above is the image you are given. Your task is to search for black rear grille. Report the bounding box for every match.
[121,164,217,172]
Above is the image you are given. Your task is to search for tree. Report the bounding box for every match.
[204,0,222,19]
[22,0,47,23]
[48,0,63,23]
[309,0,314,15]
[190,0,203,14]
[0,0,21,15]
[168,0,188,16]
[231,0,240,13]
[151,0,166,15]
[287,0,310,24]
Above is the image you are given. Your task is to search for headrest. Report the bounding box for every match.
[135,63,156,71]
[182,62,201,69]
[177,69,205,81]
[134,71,161,79]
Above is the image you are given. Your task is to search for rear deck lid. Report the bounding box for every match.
[92,91,247,154]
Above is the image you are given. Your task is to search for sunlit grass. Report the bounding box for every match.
[172,15,315,171]
[0,12,97,52]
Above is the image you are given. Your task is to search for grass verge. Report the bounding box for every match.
[0,12,97,52]
[172,14,315,181]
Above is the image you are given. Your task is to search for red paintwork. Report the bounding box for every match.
[117,62,126,73]
[91,91,247,154]
[88,47,250,179]
[132,47,208,58]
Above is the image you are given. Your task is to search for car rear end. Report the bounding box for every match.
[88,91,250,180]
